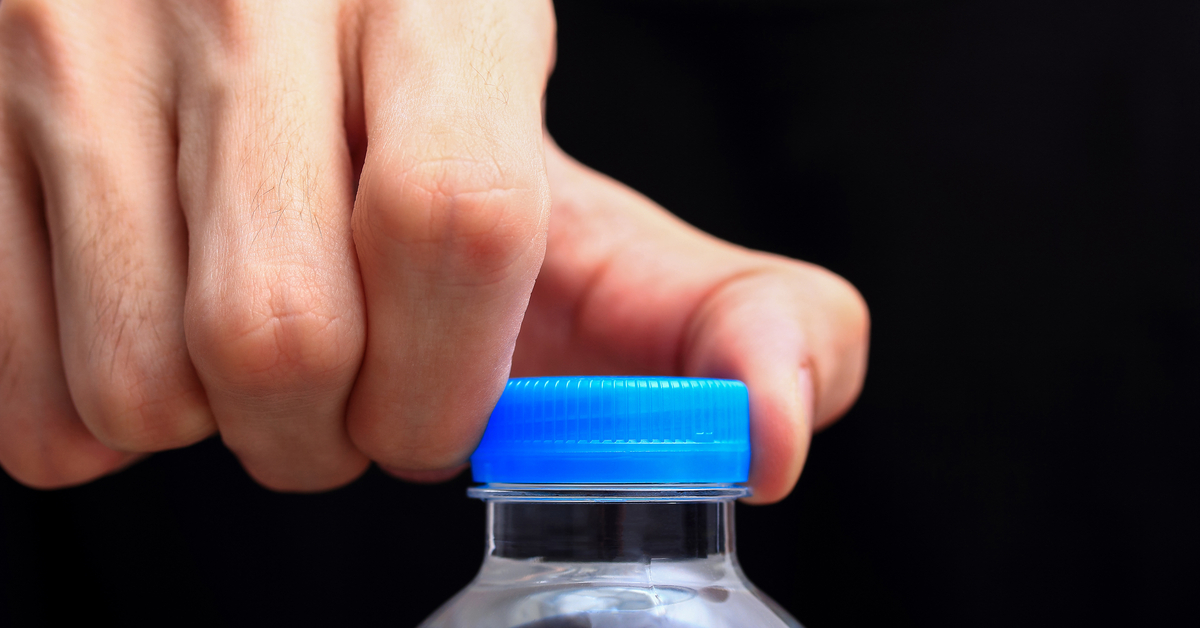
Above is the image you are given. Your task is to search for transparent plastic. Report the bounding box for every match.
[419,485,802,628]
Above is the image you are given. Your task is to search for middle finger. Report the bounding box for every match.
[174,0,367,491]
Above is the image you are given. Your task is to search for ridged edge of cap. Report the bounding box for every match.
[470,377,750,484]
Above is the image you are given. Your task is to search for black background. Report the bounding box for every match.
[2,0,1197,626]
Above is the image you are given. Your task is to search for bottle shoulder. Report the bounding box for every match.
[419,556,801,628]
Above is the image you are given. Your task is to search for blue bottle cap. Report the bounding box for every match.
[470,377,750,484]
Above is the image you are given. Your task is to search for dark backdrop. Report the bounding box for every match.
[2,1,1196,626]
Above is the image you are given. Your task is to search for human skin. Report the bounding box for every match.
[0,0,868,504]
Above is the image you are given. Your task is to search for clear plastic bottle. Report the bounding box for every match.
[419,377,802,628]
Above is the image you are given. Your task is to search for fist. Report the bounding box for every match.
[0,0,556,490]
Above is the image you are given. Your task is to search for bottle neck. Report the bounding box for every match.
[485,499,736,562]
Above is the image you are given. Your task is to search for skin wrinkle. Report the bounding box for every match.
[409,243,533,290]
[466,4,510,107]
[270,139,292,237]
[109,317,128,383]
[110,378,195,442]
[202,284,354,378]
[87,288,186,425]
[358,156,538,273]
[430,188,539,273]
[87,286,125,366]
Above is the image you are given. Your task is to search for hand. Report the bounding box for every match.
[0,0,868,503]
[517,141,868,503]
[0,0,556,490]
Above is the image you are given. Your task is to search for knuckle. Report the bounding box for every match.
[0,406,128,490]
[165,0,262,58]
[192,0,261,49]
[81,356,211,453]
[0,1,86,98]
[357,152,549,281]
[186,270,363,394]
[350,421,472,472]
[1,461,69,490]
[1,455,98,490]
[348,401,484,471]
[61,330,208,452]
[0,0,63,52]
[0,323,117,488]
[239,461,366,494]
[62,281,212,452]
[0,1,169,135]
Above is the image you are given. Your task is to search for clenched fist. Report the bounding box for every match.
[0,0,868,503]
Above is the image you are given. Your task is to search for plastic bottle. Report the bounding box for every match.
[419,376,802,628]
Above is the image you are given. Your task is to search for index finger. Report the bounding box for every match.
[344,0,555,475]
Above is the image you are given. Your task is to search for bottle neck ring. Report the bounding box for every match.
[468,483,750,502]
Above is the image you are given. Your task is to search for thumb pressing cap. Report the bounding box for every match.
[470,377,750,484]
